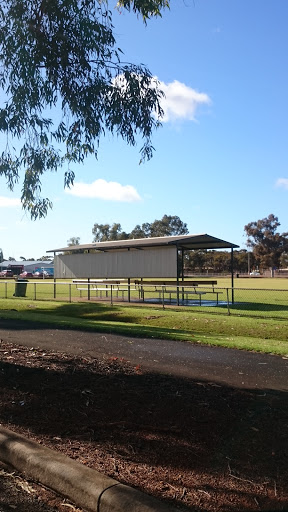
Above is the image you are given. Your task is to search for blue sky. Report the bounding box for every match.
[1,0,288,259]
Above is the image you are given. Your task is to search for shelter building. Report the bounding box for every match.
[48,234,239,303]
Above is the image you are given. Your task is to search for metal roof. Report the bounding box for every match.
[0,260,53,267]
[47,234,239,253]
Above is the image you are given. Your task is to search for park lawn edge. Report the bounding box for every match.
[0,308,287,357]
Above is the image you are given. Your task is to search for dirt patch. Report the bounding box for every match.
[0,338,288,511]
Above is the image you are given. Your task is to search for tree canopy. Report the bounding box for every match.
[92,214,188,242]
[92,223,129,242]
[244,214,288,269]
[67,236,80,247]
[0,0,167,219]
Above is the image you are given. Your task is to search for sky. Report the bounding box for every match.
[1,0,288,260]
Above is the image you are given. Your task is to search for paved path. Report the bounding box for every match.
[0,321,287,391]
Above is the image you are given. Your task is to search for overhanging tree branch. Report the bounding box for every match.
[0,0,166,219]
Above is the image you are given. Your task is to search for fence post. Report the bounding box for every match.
[128,278,131,302]
[110,285,113,305]
[34,282,36,301]
[226,288,230,315]
[162,286,165,309]
[5,281,7,299]
[69,283,71,303]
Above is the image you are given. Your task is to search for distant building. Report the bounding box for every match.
[0,260,54,275]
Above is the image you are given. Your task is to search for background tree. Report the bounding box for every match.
[92,214,189,241]
[0,248,4,263]
[280,252,288,268]
[129,214,188,239]
[92,224,110,242]
[92,223,129,242]
[129,224,149,239]
[210,251,231,273]
[149,215,188,237]
[244,214,288,269]
[233,249,256,273]
[185,249,257,275]
[66,236,82,255]
[0,0,166,219]
[67,236,80,247]
[109,224,129,241]
[185,250,207,273]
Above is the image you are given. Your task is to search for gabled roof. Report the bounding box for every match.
[47,234,239,253]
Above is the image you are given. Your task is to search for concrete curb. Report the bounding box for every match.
[0,426,179,512]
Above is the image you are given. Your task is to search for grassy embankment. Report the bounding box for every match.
[0,277,287,356]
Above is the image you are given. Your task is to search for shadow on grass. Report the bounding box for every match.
[216,301,288,316]
[0,307,195,341]
[0,348,288,511]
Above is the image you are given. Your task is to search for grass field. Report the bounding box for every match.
[1,277,287,317]
[0,277,287,356]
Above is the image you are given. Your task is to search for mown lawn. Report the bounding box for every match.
[0,296,287,356]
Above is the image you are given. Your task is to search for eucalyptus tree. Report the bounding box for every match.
[92,222,129,242]
[0,0,168,219]
[130,215,188,238]
[92,214,189,241]
[67,236,80,247]
[244,214,288,269]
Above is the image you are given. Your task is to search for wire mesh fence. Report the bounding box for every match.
[0,279,288,319]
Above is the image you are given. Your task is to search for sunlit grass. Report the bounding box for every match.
[0,298,287,356]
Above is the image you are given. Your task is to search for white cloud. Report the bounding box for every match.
[112,73,210,124]
[159,80,211,122]
[276,178,288,189]
[66,179,141,202]
[0,196,21,207]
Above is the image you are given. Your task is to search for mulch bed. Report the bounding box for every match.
[0,461,84,512]
[0,339,288,511]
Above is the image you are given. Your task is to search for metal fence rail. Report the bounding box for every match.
[0,280,288,319]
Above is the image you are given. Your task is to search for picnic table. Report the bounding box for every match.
[134,280,222,305]
[72,279,129,299]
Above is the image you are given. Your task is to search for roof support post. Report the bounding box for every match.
[176,245,180,306]
[181,248,184,281]
[231,248,234,304]
[181,248,185,302]
[53,251,57,299]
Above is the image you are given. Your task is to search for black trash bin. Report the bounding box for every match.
[14,278,28,297]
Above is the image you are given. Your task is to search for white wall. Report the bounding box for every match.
[55,246,177,279]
